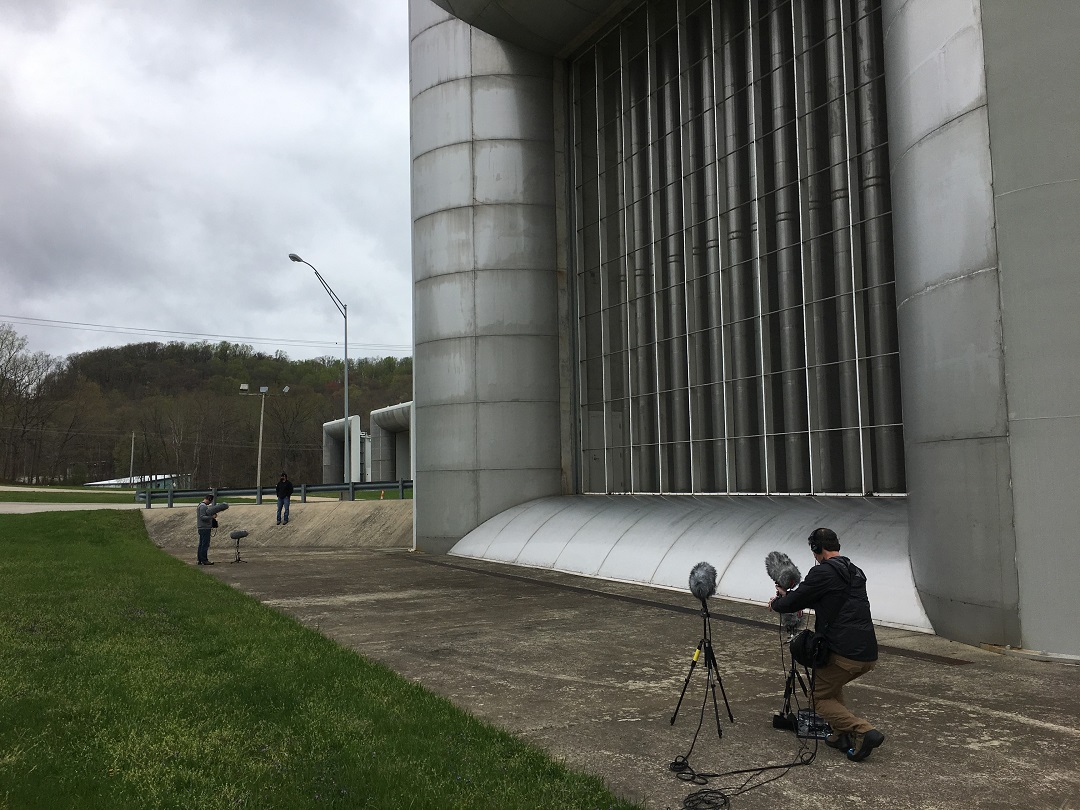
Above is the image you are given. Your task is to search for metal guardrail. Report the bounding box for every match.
[137,479,413,507]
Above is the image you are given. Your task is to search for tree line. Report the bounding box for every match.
[0,323,412,488]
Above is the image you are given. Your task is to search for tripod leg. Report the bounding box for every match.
[715,674,734,723]
[704,644,735,723]
[670,642,703,725]
[699,648,734,730]
[795,666,808,696]
[709,680,724,738]
[781,665,796,716]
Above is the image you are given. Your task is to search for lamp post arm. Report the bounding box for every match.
[312,268,347,320]
[289,252,351,486]
[292,256,346,319]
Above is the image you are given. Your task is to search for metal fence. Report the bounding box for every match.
[137,480,413,508]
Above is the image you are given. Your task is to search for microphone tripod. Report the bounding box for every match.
[229,531,249,564]
[771,619,829,739]
[774,643,808,732]
[671,598,734,738]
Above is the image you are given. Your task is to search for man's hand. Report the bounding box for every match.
[769,584,787,611]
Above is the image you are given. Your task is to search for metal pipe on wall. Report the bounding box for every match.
[853,0,903,492]
[720,2,761,492]
[824,0,863,489]
[693,7,726,493]
[656,30,691,492]
[769,0,810,492]
[797,0,836,491]
[628,53,659,491]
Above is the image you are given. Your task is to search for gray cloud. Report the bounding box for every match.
[0,0,411,360]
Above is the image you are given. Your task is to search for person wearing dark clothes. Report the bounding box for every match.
[195,493,229,565]
[769,527,885,762]
[275,473,294,525]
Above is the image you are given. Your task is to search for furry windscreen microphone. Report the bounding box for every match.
[689,561,718,602]
[765,551,802,590]
[229,530,249,540]
[765,551,803,638]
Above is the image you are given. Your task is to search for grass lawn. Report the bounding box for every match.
[0,490,139,504]
[0,491,262,506]
[0,511,639,810]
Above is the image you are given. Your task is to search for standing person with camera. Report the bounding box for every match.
[769,527,885,762]
[275,472,294,525]
[196,493,229,566]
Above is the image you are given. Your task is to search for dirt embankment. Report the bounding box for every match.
[142,500,412,550]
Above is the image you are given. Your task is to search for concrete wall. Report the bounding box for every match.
[412,0,1080,657]
[884,0,1018,646]
[980,0,1080,655]
[321,415,365,484]
[370,402,413,482]
[885,0,1080,655]
[410,0,563,553]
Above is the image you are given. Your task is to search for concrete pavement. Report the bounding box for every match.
[138,504,1080,810]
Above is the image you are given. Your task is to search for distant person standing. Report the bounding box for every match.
[196,493,229,565]
[276,473,294,525]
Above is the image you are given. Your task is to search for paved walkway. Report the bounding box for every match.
[161,540,1080,810]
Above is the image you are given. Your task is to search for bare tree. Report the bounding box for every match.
[0,325,63,482]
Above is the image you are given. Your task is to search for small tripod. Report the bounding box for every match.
[228,533,249,565]
[671,600,734,738]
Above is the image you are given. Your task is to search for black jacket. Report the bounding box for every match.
[275,479,294,498]
[772,556,878,662]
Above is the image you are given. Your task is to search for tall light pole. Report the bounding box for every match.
[289,253,350,484]
[240,384,290,501]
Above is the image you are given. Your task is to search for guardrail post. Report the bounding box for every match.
[143,489,151,509]
[348,481,355,502]
[167,489,174,508]
[300,483,307,503]
[398,479,405,500]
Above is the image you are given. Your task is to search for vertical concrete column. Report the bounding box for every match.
[321,422,344,484]
[883,0,1019,646]
[368,420,395,482]
[410,0,561,553]
[978,1,1080,657]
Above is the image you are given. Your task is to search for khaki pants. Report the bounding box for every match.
[813,654,877,735]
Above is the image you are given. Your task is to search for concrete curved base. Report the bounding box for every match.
[450,494,932,632]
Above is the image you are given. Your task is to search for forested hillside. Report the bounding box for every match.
[0,323,411,488]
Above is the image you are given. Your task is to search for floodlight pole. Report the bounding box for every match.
[241,384,287,502]
[289,253,350,485]
[257,390,266,495]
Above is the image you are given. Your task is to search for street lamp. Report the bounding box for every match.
[289,252,350,485]
[240,383,289,502]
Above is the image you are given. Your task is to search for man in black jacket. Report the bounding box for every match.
[769,527,885,762]
[275,472,294,525]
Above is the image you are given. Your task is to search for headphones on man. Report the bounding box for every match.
[808,527,838,555]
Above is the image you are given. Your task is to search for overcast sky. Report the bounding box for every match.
[0,0,412,362]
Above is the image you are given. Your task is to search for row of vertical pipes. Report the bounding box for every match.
[572,0,903,496]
